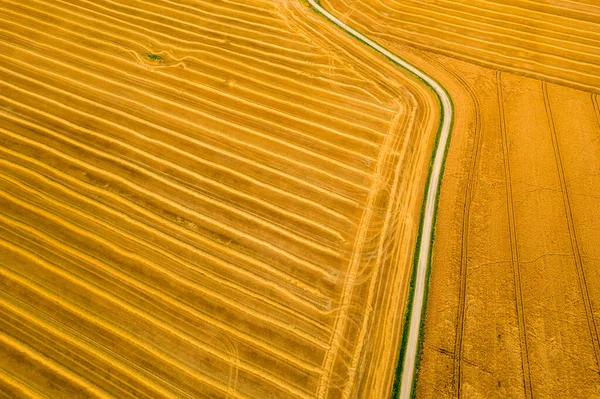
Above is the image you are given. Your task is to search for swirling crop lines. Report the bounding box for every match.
[497,71,533,399]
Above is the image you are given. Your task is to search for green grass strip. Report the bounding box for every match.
[145,54,163,62]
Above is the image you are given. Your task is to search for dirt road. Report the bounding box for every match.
[305,1,454,397]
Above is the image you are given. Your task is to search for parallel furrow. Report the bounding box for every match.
[0,61,364,210]
[0,260,235,399]
[0,367,47,399]
[0,302,173,399]
[0,330,113,398]
[0,13,382,171]
[0,140,332,308]
[497,71,533,399]
[0,163,332,342]
[542,82,600,369]
[377,0,600,59]
[351,1,600,77]
[0,238,318,399]
[20,0,394,113]
[0,95,338,279]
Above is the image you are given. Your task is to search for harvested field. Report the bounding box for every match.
[0,0,440,398]
[322,0,600,92]
[319,1,600,398]
[414,55,600,399]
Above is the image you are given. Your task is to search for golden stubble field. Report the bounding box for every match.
[413,55,600,399]
[0,0,440,398]
[321,0,600,397]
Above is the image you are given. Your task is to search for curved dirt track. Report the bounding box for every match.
[305,1,454,397]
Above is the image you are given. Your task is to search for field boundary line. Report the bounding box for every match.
[302,1,454,398]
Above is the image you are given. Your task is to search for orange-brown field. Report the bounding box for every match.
[0,0,441,398]
[322,0,600,92]
[414,56,600,399]
[2,0,600,398]
[321,0,600,397]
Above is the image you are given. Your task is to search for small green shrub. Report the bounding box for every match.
[146,54,163,61]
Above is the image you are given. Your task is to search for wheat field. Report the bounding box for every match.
[323,0,600,92]
[321,0,600,397]
[0,0,442,397]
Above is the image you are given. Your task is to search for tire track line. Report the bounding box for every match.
[496,71,533,399]
[422,55,483,398]
[542,81,600,368]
